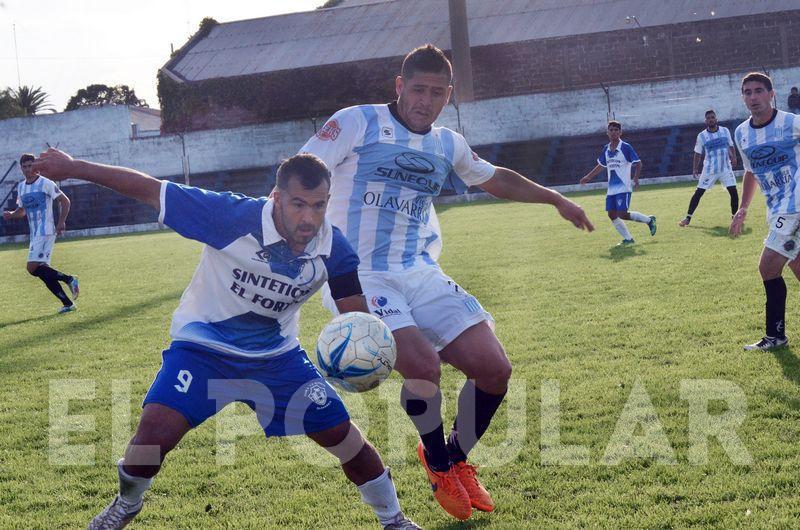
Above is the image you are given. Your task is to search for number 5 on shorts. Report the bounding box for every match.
[174,370,193,393]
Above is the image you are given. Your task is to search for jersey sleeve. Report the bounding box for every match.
[158,181,264,250]
[322,226,362,300]
[694,134,704,155]
[299,107,365,172]
[43,178,61,198]
[597,148,608,167]
[451,132,496,186]
[735,129,752,172]
[621,142,640,163]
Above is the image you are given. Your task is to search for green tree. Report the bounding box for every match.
[65,84,147,112]
[11,85,54,115]
[0,88,24,120]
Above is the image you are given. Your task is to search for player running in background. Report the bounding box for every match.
[580,121,656,245]
[2,153,79,313]
[301,44,593,521]
[32,149,420,530]
[679,110,739,226]
[730,72,800,351]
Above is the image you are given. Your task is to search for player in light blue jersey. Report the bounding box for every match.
[679,110,739,227]
[730,72,800,351]
[580,121,656,245]
[2,153,79,313]
[32,149,420,530]
[302,44,594,521]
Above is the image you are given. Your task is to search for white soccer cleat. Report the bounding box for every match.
[743,336,788,351]
[383,512,423,530]
[87,496,142,530]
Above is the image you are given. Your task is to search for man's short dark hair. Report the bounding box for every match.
[741,72,773,92]
[607,120,622,130]
[401,44,452,82]
[792,87,799,92]
[276,153,331,191]
[20,153,35,164]
[705,109,716,117]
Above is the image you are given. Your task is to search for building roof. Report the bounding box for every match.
[163,0,798,82]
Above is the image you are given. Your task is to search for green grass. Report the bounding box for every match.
[1,182,799,528]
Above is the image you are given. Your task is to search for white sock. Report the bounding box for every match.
[118,458,153,506]
[612,218,633,240]
[629,211,651,223]
[356,468,402,525]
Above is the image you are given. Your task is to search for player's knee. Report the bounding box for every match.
[607,211,617,220]
[478,354,512,392]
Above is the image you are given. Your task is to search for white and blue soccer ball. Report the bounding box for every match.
[316,312,396,392]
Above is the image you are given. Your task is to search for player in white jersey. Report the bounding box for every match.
[32,149,420,530]
[301,44,594,521]
[580,121,657,245]
[2,153,79,313]
[730,72,800,351]
[678,110,740,226]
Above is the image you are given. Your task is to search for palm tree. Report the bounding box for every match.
[11,85,55,115]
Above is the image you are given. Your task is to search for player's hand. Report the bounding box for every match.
[730,208,747,238]
[555,196,594,232]
[32,148,75,181]
[633,178,640,190]
[2,211,12,220]
[692,173,699,180]
[56,222,66,236]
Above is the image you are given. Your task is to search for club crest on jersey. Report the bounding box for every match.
[305,382,330,408]
[316,119,341,141]
[371,295,388,307]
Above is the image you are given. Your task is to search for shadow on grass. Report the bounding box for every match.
[0,288,183,363]
[0,312,60,328]
[602,243,648,261]
[434,517,492,530]
[688,224,752,238]
[771,345,800,387]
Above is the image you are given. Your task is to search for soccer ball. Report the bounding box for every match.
[316,312,396,392]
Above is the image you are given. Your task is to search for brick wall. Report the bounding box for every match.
[162,10,800,133]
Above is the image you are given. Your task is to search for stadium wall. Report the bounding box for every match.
[160,9,800,132]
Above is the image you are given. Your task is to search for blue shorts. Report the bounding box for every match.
[143,341,349,437]
[606,192,631,212]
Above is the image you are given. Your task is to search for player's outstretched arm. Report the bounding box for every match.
[32,148,161,210]
[2,207,25,220]
[579,164,603,185]
[480,167,594,231]
[730,171,756,238]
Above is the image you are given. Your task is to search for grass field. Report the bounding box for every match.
[1,182,799,529]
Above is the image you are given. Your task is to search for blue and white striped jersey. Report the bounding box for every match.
[158,181,359,358]
[694,127,734,175]
[300,104,496,272]
[597,141,640,195]
[16,176,61,237]
[735,110,800,217]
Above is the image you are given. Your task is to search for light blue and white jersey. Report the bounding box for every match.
[735,110,800,217]
[694,127,734,175]
[16,176,61,237]
[597,141,640,196]
[158,181,359,359]
[300,104,496,272]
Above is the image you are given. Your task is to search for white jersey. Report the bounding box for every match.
[16,176,61,237]
[735,110,800,217]
[597,141,640,195]
[694,127,734,175]
[300,103,496,272]
[158,181,359,358]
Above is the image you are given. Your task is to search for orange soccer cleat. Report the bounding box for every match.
[416,441,472,520]
[453,461,494,512]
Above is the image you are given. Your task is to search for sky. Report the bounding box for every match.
[0,0,322,111]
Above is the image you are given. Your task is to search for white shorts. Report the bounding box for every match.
[697,171,736,190]
[765,213,800,260]
[323,266,493,352]
[28,235,56,264]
